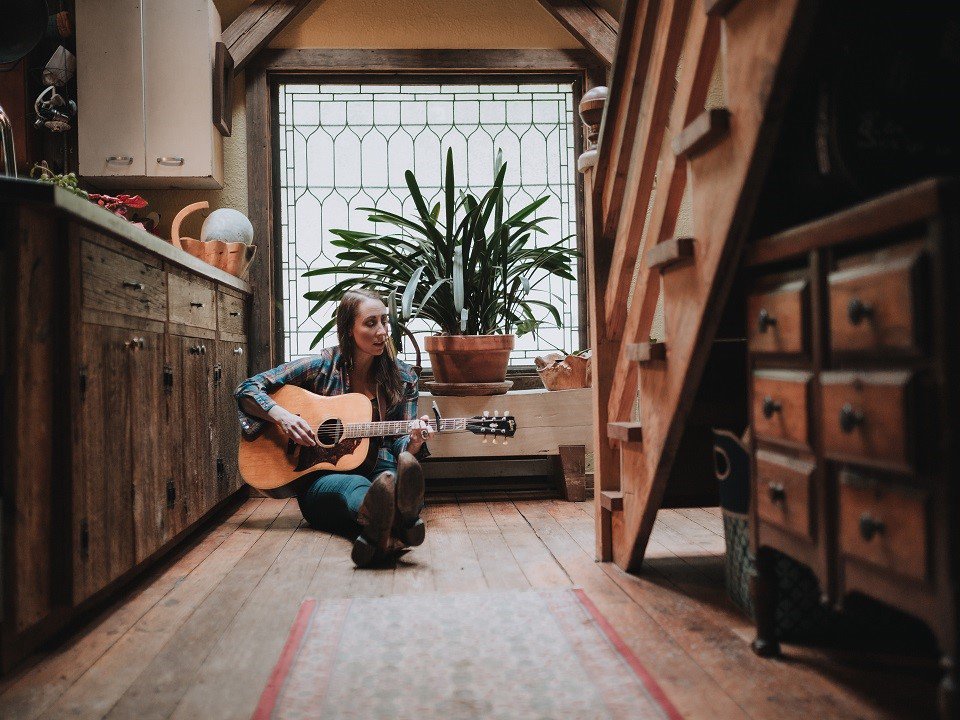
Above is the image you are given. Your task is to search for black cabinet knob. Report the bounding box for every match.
[762,396,782,419]
[839,403,865,433]
[768,482,786,505]
[757,308,777,334]
[859,513,885,541]
[847,297,873,325]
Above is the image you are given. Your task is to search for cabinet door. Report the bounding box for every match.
[75,1,146,177]
[215,340,248,498]
[172,335,216,525]
[142,0,221,182]
[129,330,168,562]
[73,325,137,603]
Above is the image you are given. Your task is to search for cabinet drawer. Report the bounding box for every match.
[838,469,927,582]
[81,240,166,321]
[756,450,814,541]
[828,243,925,356]
[747,279,809,355]
[752,370,812,449]
[820,371,915,473]
[168,272,216,331]
[218,290,246,337]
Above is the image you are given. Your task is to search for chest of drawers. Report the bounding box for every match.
[744,178,960,717]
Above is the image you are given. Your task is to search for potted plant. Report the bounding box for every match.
[303,148,579,394]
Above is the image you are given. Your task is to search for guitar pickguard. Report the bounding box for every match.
[288,438,362,472]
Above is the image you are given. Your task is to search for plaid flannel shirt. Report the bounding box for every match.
[234,346,429,466]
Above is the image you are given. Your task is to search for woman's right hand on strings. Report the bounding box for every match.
[268,405,317,446]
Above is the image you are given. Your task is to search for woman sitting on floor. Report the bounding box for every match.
[234,288,431,567]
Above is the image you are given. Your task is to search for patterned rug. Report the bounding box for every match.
[252,588,682,720]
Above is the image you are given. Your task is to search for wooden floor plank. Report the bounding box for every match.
[458,500,530,590]
[0,497,263,719]
[392,503,438,596]
[109,501,314,720]
[676,506,725,536]
[428,500,487,593]
[38,499,288,720]
[485,499,571,588]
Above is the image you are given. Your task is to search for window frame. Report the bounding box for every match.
[246,50,605,375]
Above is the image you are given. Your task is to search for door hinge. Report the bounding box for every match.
[213,364,223,387]
[166,478,176,509]
[216,457,225,486]
[79,367,88,402]
[163,365,174,394]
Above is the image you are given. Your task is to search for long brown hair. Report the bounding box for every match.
[336,289,404,407]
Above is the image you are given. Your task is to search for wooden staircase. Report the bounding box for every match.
[580,0,818,571]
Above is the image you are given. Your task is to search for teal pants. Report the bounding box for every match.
[295,456,397,539]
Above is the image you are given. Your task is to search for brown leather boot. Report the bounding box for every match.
[352,471,396,567]
[393,451,425,547]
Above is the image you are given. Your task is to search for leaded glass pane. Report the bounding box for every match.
[277,81,580,366]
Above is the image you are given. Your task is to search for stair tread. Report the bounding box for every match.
[626,341,667,362]
[648,237,695,271]
[607,421,644,443]
[672,107,731,159]
[600,490,625,511]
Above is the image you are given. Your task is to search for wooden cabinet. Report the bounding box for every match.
[0,181,250,673]
[746,179,959,709]
[75,0,223,188]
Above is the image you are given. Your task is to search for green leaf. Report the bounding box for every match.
[400,265,425,320]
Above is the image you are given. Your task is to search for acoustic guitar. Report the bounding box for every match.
[238,385,518,497]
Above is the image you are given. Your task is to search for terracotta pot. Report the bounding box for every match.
[424,334,515,384]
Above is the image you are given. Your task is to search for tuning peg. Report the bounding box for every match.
[482,437,488,444]
[483,410,490,418]
[503,409,509,416]
[493,410,500,417]
[502,439,508,446]
[491,437,499,445]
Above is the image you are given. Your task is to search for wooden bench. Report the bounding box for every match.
[417,387,593,501]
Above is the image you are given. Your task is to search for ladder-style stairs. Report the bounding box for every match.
[580,0,818,571]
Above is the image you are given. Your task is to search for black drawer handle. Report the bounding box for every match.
[757,308,777,334]
[839,403,865,433]
[761,396,782,419]
[124,336,145,350]
[229,311,240,317]
[190,302,205,308]
[847,298,874,326]
[189,344,207,355]
[122,281,144,291]
[859,513,885,541]
[768,482,786,505]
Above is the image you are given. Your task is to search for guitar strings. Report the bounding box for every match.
[306,419,470,441]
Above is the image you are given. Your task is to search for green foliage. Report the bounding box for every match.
[30,162,88,199]
[303,148,580,349]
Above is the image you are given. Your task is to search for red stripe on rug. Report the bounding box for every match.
[251,597,317,720]
[572,588,685,720]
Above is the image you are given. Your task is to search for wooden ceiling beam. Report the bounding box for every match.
[222,0,314,74]
[537,0,619,68]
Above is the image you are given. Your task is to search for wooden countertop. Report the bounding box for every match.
[0,177,252,294]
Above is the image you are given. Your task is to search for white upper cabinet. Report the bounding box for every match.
[77,0,224,189]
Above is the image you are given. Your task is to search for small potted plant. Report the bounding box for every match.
[304,149,580,394]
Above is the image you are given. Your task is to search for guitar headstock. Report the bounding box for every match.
[465,410,518,444]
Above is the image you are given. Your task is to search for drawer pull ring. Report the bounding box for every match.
[122,281,144,291]
[859,513,885,541]
[839,403,865,433]
[229,311,240,317]
[190,302,204,308]
[768,482,786,505]
[233,347,243,355]
[757,309,777,333]
[847,298,874,325]
[761,396,782,419]
[124,337,145,350]
[189,344,206,355]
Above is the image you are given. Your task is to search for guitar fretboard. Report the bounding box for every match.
[341,418,467,440]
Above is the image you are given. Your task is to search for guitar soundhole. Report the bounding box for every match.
[316,418,343,448]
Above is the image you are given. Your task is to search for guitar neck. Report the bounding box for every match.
[341,418,468,440]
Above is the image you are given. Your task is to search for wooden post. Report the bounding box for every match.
[578,86,620,561]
